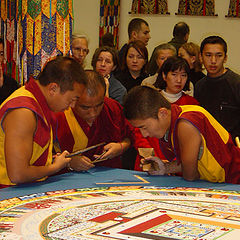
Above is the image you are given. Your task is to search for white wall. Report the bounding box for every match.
[74,0,240,73]
[73,0,100,69]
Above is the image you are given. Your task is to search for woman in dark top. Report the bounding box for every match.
[115,40,148,91]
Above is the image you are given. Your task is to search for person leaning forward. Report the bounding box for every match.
[55,70,134,171]
[0,56,87,187]
[123,86,240,184]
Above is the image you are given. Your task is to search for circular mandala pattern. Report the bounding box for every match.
[0,186,240,239]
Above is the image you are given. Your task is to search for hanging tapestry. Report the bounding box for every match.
[0,0,18,82]
[17,0,73,84]
[99,0,120,48]
[177,0,216,16]
[130,0,169,14]
[226,0,240,17]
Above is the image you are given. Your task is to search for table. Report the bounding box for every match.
[1,167,240,239]
[1,166,240,200]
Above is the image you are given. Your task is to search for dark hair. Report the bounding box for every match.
[122,40,148,72]
[173,22,190,39]
[200,35,227,55]
[38,56,87,93]
[154,56,190,91]
[84,70,106,96]
[148,43,176,75]
[0,37,3,46]
[101,32,114,48]
[91,46,119,72]
[128,18,149,39]
[123,85,171,120]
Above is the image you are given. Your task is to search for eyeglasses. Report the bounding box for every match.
[72,47,89,54]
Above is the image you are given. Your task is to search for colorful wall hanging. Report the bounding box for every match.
[99,0,120,48]
[0,0,73,85]
[177,0,216,16]
[130,0,169,14]
[226,0,240,17]
[17,0,73,84]
[0,0,18,81]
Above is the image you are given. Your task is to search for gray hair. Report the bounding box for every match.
[148,43,177,75]
[72,34,89,44]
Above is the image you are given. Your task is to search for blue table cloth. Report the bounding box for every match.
[1,167,240,200]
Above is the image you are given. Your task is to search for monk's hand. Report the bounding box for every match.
[53,150,71,171]
[97,142,122,159]
[69,155,94,171]
[141,156,166,175]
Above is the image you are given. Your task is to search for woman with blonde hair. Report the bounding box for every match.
[178,42,205,88]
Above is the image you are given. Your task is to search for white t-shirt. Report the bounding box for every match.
[160,90,182,103]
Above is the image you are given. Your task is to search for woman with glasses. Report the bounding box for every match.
[71,34,89,67]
